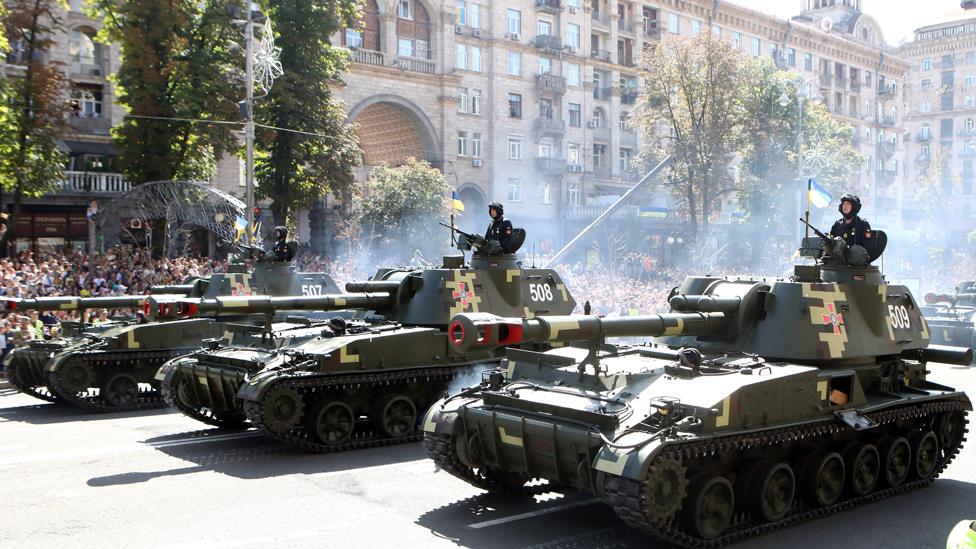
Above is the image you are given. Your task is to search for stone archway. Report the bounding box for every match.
[457,184,487,234]
[347,95,441,169]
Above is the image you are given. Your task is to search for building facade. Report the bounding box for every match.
[899,8,976,241]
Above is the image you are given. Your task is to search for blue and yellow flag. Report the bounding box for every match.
[233,215,247,243]
[451,190,465,213]
[808,178,832,208]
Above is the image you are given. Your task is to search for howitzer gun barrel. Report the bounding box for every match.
[0,294,185,313]
[669,295,742,313]
[344,280,401,293]
[900,345,973,366]
[448,312,727,353]
[925,292,976,307]
[149,293,394,320]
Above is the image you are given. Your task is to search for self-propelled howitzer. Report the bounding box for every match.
[2,257,342,412]
[157,243,577,452]
[921,288,976,355]
[424,225,973,547]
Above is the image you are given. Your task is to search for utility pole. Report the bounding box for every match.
[244,4,256,241]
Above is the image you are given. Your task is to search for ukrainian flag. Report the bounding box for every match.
[451,190,465,213]
[233,215,247,243]
[808,178,832,208]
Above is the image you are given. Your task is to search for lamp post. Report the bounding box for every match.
[779,77,807,240]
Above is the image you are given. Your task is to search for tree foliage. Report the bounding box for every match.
[0,0,70,251]
[93,0,242,183]
[256,0,362,226]
[636,34,747,233]
[356,158,449,262]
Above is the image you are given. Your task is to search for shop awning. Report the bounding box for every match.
[60,140,120,156]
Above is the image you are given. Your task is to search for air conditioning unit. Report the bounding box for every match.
[508,32,521,41]
[567,47,577,54]
[569,6,578,13]
[587,120,598,128]
[472,158,483,167]
[91,67,103,76]
[568,164,583,172]
[472,28,482,38]
[455,25,464,34]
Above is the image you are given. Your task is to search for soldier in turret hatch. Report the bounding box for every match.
[830,194,872,248]
[485,202,514,254]
[272,226,296,262]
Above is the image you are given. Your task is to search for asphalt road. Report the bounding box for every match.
[0,362,973,549]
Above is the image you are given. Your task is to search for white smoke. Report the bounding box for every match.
[446,363,495,397]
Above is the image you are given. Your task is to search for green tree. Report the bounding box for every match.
[914,150,956,259]
[92,0,241,183]
[636,34,747,234]
[256,0,361,227]
[0,0,69,253]
[356,158,449,262]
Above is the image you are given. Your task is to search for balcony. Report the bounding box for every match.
[535,157,566,175]
[819,73,832,87]
[536,0,562,13]
[879,140,897,157]
[617,54,635,68]
[69,59,106,78]
[878,85,896,99]
[643,26,661,40]
[69,115,112,136]
[592,125,610,141]
[532,34,563,53]
[592,12,610,28]
[877,169,897,183]
[536,73,566,95]
[591,49,611,63]
[535,116,566,136]
[834,75,848,90]
[917,153,931,165]
[61,172,130,194]
[618,20,634,33]
[880,115,896,128]
[916,131,932,142]
[349,48,384,66]
[621,90,639,105]
[620,127,637,145]
[566,204,640,220]
[959,128,975,137]
[592,86,612,100]
[592,165,612,179]
[850,79,861,93]
[394,55,435,74]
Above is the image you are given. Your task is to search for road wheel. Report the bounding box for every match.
[683,474,735,540]
[909,431,940,479]
[59,360,94,394]
[802,451,845,507]
[308,400,355,446]
[879,436,911,487]
[844,442,880,496]
[102,373,139,407]
[749,461,794,522]
[373,395,418,438]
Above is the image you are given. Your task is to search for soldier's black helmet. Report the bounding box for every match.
[838,194,861,217]
[488,202,504,220]
[274,226,287,239]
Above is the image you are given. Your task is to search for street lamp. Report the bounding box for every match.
[780,76,808,239]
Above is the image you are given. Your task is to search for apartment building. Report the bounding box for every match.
[900,8,976,239]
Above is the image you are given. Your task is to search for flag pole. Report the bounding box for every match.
[805,178,812,240]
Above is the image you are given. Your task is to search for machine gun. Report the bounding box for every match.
[438,222,499,254]
[797,218,886,266]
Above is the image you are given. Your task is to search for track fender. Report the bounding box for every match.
[592,433,667,481]
[422,398,468,436]
[236,369,280,402]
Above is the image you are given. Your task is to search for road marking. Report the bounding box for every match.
[468,498,601,529]
[147,431,261,449]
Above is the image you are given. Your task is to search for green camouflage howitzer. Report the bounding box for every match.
[921,284,976,360]
[424,220,972,547]
[156,222,576,450]
[2,257,342,413]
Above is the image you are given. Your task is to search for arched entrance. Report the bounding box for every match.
[457,185,487,234]
[347,95,441,170]
[101,180,246,257]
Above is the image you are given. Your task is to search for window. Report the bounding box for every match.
[507,9,521,35]
[751,37,761,58]
[966,73,976,86]
[568,143,581,166]
[770,43,778,61]
[345,30,363,48]
[72,89,103,117]
[458,88,468,114]
[619,148,632,172]
[943,54,954,68]
[922,79,932,91]
[456,44,468,69]
[538,19,552,36]
[457,131,468,156]
[568,183,581,206]
[508,178,522,202]
[398,38,415,57]
[967,95,975,108]
[539,142,554,158]
[397,0,412,19]
[471,132,482,157]
[712,24,721,37]
[788,48,796,67]
[921,144,930,157]
[509,93,522,118]
[593,144,607,167]
[539,57,552,75]
[922,100,932,113]
[471,46,482,71]
[921,123,931,138]
[591,107,606,127]
[470,4,480,28]
[567,63,581,86]
[865,71,872,86]
[539,98,553,119]
[542,182,552,205]
[804,53,813,71]
[568,103,581,126]
[471,89,482,114]
[922,58,932,71]
[967,51,975,65]
[668,13,678,34]
[568,23,581,49]
[690,20,700,37]
[456,0,466,25]
[508,51,522,75]
[942,92,954,111]
[508,137,523,159]
[732,31,741,48]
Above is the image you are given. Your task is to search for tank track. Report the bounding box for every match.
[243,365,469,453]
[158,361,247,429]
[4,357,62,403]
[602,400,968,548]
[47,350,186,412]
[424,432,555,496]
